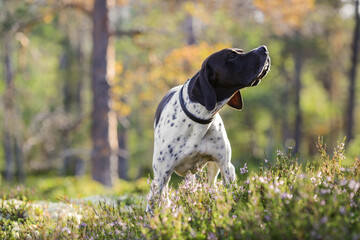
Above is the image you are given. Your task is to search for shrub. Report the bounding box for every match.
[0,139,359,239]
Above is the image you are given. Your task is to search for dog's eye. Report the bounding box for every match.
[228,53,237,59]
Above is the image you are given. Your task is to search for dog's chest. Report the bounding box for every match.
[154,93,228,172]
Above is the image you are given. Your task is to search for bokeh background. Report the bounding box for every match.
[1,0,360,190]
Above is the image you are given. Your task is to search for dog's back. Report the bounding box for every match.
[154,86,181,129]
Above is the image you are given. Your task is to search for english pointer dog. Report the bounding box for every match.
[147,45,271,210]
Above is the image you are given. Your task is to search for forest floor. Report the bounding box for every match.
[1,139,359,239]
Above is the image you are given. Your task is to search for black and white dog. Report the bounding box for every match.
[148,45,270,209]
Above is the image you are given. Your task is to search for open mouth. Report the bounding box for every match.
[250,57,271,87]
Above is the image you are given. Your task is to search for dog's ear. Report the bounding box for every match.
[189,62,217,111]
[227,91,243,110]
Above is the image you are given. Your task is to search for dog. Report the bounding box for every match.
[147,45,270,209]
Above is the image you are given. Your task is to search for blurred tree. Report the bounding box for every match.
[307,0,349,150]
[57,0,137,184]
[101,0,143,181]
[253,0,314,35]
[183,1,197,45]
[55,0,142,183]
[0,1,32,182]
[2,33,24,181]
[0,0,359,181]
[292,32,304,154]
[1,0,93,178]
[90,0,114,186]
[110,61,130,180]
[345,0,360,144]
[58,9,89,176]
[117,122,129,179]
[254,0,315,154]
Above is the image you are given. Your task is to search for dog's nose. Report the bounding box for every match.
[258,45,268,54]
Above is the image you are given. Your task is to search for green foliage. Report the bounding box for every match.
[1,0,359,178]
[1,141,359,239]
[0,1,359,238]
[347,136,360,165]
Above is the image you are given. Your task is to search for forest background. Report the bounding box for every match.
[1,0,360,188]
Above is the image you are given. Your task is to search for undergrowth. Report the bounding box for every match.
[0,138,359,239]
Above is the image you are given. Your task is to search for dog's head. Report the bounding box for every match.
[188,45,271,111]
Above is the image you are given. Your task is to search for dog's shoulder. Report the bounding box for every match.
[154,85,181,129]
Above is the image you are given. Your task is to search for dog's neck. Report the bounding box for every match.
[182,80,227,121]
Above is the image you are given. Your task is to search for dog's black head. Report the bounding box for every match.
[188,45,271,111]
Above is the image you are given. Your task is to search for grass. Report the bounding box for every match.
[0,176,149,202]
[0,137,359,239]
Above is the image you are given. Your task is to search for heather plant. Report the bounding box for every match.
[0,139,359,239]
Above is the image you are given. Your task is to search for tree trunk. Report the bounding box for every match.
[118,126,128,180]
[183,0,196,45]
[2,32,26,182]
[3,34,15,182]
[14,138,25,181]
[106,32,124,180]
[59,42,73,175]
[345,0,360,144]
[60,29,85,175]
[185,14,196,45]
[75,38,85,114]
[279,51,291,148]
[90,0,113,186]
[293,35,303,154]
[3,131,14,181]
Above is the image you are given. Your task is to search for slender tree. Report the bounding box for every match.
[117,125,128,180]
[58,11,87,176]
[2,31,25,182]
[293,33,303,154]
[59,0,141,184]
[3,33,15,181]
[90,0,113,186]
[345,0,360,144]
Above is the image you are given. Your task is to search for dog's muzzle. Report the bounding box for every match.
[250,56,271,87]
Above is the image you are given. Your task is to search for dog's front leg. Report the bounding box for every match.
[146,159,172,212]
[219,161,236,186]
[207,162,220,187]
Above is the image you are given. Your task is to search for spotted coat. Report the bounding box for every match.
[147,46,270,211]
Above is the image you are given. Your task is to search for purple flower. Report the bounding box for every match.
[339,206,346,215]
[240,163,248,174]
[207,232,217,240]
[80,222,87,228]
[62,227,71,234]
